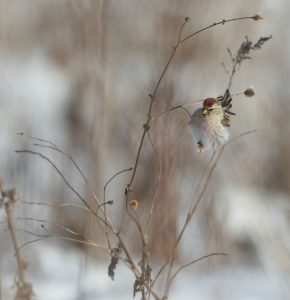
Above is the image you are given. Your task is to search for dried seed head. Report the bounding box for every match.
[129,200,139,210]
[252,14,263,21]
[244,86,255,97]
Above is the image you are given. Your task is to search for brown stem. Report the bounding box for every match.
[4,202,26,285]
[180,16,255,44]
[161,147,224,299]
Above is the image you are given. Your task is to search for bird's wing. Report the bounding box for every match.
[219,89,235,127]
[221,89,234,112]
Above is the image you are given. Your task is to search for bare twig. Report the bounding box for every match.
[15,14,263,300]
[180,16,257,44]
[15,150,95,214]
[32,142,101,207]
[126,15,258,203]
[125,17,190,204]
[21,200,90,211]
[151,104,194,120]
[161,146,224,299]
[15,151,142,297]
[0,184,33,299]
[144,131,162,230]
[169,252,228,285]
[17,217,88,238]
[4,202,26,285]
[17,132,58,148]
[160,130,256,298]
[122,15,259,298]
[103,167,133,248]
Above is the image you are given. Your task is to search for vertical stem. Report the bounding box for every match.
[4,202,26,285]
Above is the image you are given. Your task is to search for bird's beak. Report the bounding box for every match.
[202,108,209,116]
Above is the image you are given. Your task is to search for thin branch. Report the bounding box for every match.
[127,15,257,198]
[18,140,118,240]
[169,252,228,285]
[125,17,190,201]
[17,132,58,148]
[122,16,258,298]
[221,62,229,74]
[15,150,95,214]
[180,16,255,44]
[21,200,90,211]
[144,131,162,230]
[119,20,192,268]
[151,260,169,288]
[161,147,224,299]
[226,129,257,146]
[161,130,256,299]
[103,167,133,247]
[16,151,141,292]
[16,217,86,237]
[152,104,194,120]
[17,232,109,253]
[104,167,134,192]
[32,143,101,207]
[4,203,26,285]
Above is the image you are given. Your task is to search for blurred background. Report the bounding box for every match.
[0,0,289,299]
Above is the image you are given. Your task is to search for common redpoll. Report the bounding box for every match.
[189,89,235,152]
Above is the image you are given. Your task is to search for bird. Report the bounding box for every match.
[189,89,235,152]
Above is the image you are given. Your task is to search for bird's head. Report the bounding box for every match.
[202,98,220,116]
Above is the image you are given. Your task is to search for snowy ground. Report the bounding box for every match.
[1,242,289,300]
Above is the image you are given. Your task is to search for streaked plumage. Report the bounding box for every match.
[189,89,235,152]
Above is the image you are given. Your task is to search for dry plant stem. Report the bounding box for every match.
[16,151,141,292]
[16,16,258,300]
[121,16,256,299]
[180,16,255,44]
[144,131,162,230]
[161,147,224,299]
[4,202,26,285]
[169,252,227,285]
[32,143,101,207]
[151,261,169,288]
[18,135,103,219]
[15,228,140,281]
[151,150,217,289]
[17,132,58,148]
[20,139,137,261]
[151,104,193,121]
[103,167,133,247]
[227,51,238,90]
[15,150,94,214]
[21,200,90,211]
[16,150,106,238]
[160,131,256,298]
[16,229,109,253]
[121,18,202,285]
[125,15,256,206]
[153,133,253,292]
[226,130,257,145]
[29,143,116,246]
[17,217,92,238]
[125,18,189,205]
